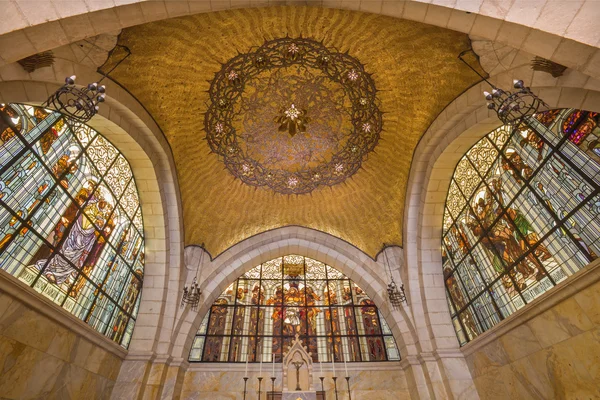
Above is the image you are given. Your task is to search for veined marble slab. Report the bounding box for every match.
[282,391,317,400]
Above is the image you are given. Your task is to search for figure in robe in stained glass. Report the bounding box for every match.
[467,188,539,290]
[34,181,114,286]
[0,104,20,143]
[360,300,385,361]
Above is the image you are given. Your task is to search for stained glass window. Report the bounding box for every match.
[0,103,144,348]
[189,255,400,363]
[442,108,599,345]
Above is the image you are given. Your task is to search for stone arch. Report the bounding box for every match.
[0,72,184,356]
[1,1,600,82]
[172,226,417,361]
[404,80,600,358]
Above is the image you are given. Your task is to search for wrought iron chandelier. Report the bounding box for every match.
[43,45,131,124]
[382,246,407,309]
[44,75,106,123]
[180,277,202,311]
[458,50,549,124]
[204,36,383,195]
[483,79,549,125]
[181,245,205,311]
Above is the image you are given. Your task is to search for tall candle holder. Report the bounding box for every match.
[345,377,352,400]
[319,376,325,400]
[243,377,249,400]
[257,376,263,400]
[332,376,339,400]
[270,376,276,400]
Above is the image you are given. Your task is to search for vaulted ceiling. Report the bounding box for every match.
[103,6,482,258]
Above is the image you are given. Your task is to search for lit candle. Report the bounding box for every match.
[245,355,248,377]
[320,360,323,375]
[332,357,336,377]
[272,356,275,376]
[344,358,348,377]
[260,358,263,377]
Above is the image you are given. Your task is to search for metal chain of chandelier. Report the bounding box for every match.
[204,37,383,195]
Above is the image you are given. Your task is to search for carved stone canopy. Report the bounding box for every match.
[282,334,314,392]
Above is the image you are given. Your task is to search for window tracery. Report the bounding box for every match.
[189,255,400,363]
[443,109,599,345]
[0,103,144,348]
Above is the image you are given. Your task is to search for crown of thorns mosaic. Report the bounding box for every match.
[204,37,382,194]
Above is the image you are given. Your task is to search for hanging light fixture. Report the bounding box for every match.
[44,75,106,123]
[181,245,205,311]
[458,50,549,124]
[180,277,202,311]
[382,246,407,309]
[483,79,549,124]
[43,45,131,123]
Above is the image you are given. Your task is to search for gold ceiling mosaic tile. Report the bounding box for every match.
[103,6,482,258]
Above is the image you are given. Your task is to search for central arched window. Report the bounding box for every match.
[189,255,400,363]
[0,103,144,348]
[442,108,599,345]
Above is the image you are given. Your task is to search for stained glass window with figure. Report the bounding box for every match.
[442,108,600,345]
[0,103,144,348]
[189,255,400,363]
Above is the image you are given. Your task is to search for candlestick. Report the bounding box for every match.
[257,377,263,400]
[332,376,339,400]
[270,376,276,400]
[243,377,249,400]
[345,376,352,400]
[319,376,325,399]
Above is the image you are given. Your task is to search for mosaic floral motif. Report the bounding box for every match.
[443,109,600,346]
[189,255,400,363]
[0,103,144,348]
[205,37,382,194]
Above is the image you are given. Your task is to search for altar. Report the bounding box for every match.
[278,335,320,400]
[281,392,317,400]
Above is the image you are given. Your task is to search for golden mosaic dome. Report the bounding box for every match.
[102,6,482,257]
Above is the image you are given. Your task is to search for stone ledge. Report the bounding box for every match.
[0,268,127,359]
[461,258,600,357]
[186,361,403,372]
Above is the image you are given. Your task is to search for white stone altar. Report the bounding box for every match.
[282,391,317,400]
[281,334,317,400]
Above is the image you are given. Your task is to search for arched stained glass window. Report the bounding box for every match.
[189,255,400,363]
[0,103,144,348]
[442,108,599,346]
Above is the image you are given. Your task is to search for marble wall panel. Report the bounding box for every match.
[179,368,409,400]
[465,279,600,400]
[0,288,123,399]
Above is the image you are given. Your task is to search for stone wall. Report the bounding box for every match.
[180,364,409,400]
[0,271,124,399]
[464,261,600,399]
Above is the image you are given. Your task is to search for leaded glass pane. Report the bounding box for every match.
[442,108,600,345]
[189,255,400,363]
[0,103,144,348]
